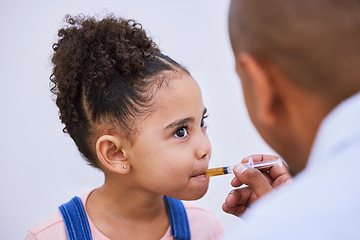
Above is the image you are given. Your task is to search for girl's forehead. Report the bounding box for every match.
[155,74,202,107]
[140,74,204,124]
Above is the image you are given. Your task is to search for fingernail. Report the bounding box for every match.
[233,164,248,175]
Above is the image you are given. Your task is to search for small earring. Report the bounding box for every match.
[123,165,127,169]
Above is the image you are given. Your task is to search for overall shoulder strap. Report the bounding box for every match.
[59,196,92,240]
[163,196,191,240]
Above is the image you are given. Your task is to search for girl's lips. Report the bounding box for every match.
[190,166,208,179]
[191,173,206,179]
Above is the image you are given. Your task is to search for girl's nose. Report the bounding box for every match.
[197,132,211,160]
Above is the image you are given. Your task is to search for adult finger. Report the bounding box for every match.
[268,163,292,188]
[233,164,273,197]
[231,175,243,187]
[222,187,257,216]
[231,154,278,187]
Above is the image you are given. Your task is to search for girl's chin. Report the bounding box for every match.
[183,183,209,200]
[166,177,209,200]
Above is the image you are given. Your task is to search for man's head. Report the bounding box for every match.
[229,0,360,174]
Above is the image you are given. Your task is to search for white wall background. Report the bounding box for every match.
[0,0,276,239]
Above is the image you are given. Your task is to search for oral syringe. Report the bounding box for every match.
[205,157,283,178]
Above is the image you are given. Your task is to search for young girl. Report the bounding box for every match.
[26,15,223,240]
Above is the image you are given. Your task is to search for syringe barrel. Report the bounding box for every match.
[243,158,282,169]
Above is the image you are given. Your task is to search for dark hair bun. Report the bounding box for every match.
[50,14,184,167]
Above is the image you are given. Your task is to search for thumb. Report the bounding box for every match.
[233,164,273,197]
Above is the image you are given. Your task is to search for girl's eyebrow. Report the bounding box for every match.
[165,117,194,130]
[164,108,207,130]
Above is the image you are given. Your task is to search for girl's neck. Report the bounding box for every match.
[90,182,166,220]
[85,179,169,239]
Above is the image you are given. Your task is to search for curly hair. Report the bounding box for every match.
[50,14,188,168]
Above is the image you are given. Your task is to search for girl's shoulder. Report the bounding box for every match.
[25,211,67,240]
[26,192,93,240]
[183,202,224,240]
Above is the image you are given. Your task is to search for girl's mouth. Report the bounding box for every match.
[190,173,207,179]
[190,166,208,179]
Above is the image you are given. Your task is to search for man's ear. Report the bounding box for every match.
[96,135,130,174]
[237,53,277,126]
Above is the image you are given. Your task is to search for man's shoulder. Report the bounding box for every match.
[241,163,360,238]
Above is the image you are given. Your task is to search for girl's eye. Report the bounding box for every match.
[174,127,188,138]
[201,114,209,128]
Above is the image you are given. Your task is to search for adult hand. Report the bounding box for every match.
[222,154,292,217]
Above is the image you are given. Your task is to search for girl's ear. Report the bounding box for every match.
[237,53,277,126]
[96,135,130,174]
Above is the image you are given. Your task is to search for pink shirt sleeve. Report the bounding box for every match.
[25,211,68,240]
